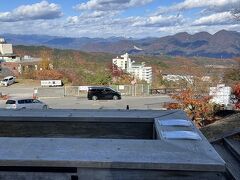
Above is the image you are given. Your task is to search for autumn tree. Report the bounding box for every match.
[93,70,112,85]
[109,63,123,77]
[165,89,216,127]
[224,58,240,85]
[233,83,240,109]
[35,70,63,80]
[22,66,36,79]
[39,50,52,70]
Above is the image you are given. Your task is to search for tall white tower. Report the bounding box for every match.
[120,53,132,69]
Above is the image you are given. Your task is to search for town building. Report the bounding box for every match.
[0,38,20,62]
[0,37,48,77]
[162,74,194,84]
[112,53,152,83]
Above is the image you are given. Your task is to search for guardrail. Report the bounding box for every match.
[150,88,182,95]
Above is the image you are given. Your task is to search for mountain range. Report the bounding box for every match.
[2,30,240,58]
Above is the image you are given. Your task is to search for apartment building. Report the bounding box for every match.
[112,53,152,83]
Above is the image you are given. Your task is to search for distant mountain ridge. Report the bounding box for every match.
[2,30,240,58]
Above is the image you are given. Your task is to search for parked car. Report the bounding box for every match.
[5,98,48,110]
[87,87,121,100]
[1,76,15,86]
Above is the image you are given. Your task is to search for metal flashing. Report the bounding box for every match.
[161,131,202,140]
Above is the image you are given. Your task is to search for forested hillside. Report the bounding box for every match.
[4,30,240,58]
[14,45,238,87]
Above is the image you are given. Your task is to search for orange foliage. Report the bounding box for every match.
[109,63,124,77]
[39,50,52,70]
[0,94,9,100]
[35,70,63,80]
[112,73,133,84]
[233,83,240,98]
[165,103,181,109]
[166,89,215,127]
[233,83,240,109]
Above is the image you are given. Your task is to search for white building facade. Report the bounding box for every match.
[0,44,13,55]
[112,53,131,70]
[209,84,232,107]
[112,53,152,83]
[0,38,13,55]
[0,38,20,62]
[162,74,194,84]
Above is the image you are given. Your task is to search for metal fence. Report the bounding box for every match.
[65,86,80,97]
[36,87,65,98]
[111,84,150,96]
[150,88,183,95]
[36,84,151,98]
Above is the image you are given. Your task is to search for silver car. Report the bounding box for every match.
[1,76,15,86]
[6,98,48,110]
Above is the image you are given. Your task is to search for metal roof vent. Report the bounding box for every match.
[161,131,202,140]
[158,119,192,127]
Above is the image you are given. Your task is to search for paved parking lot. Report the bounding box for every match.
[0,85,35,97]
[0,96,172,110]
[0,86,173,110]
[42,95,172,110]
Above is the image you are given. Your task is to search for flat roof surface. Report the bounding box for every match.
[0,109,225,172]
[0,137,224,171]
[0,109,186,121]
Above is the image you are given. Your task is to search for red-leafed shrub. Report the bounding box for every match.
[233,83,240,109]
[35,70,63,80]
[165,89,216,127]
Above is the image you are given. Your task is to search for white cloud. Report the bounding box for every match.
[0,20,64,35]
[157,0,239,14]
[0,16,239,38]
[133,14,185,27]
[0,1,62,22]
[0,0,239,38]
[67,10,118,25]
[193,12,236,26]
[67,16,79,24]
[75,0,153,11]
[72,0,154,22]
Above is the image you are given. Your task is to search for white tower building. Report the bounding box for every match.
[112,53,152,83]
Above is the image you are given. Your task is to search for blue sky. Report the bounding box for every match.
[0,0,239,38]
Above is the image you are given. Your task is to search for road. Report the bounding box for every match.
[0,96,172,110]
[0,86,34,97]
[41,96,172,110]
[0,86,173,110]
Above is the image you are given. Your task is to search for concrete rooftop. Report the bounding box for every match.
[0,109,225,173]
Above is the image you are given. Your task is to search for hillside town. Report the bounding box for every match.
[0,1,239,179]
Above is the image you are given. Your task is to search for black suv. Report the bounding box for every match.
[87,87,121,100]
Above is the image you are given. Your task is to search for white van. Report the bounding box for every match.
[6,98,48,110]
[1,76,15,86]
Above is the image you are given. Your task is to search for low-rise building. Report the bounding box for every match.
[0,38,13,55]
[0,37,46,76]
[0,38,21,62]
[162,74,194,84]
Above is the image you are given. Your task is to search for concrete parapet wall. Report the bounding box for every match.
[0,121,154,139]
[0,109,226,179]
